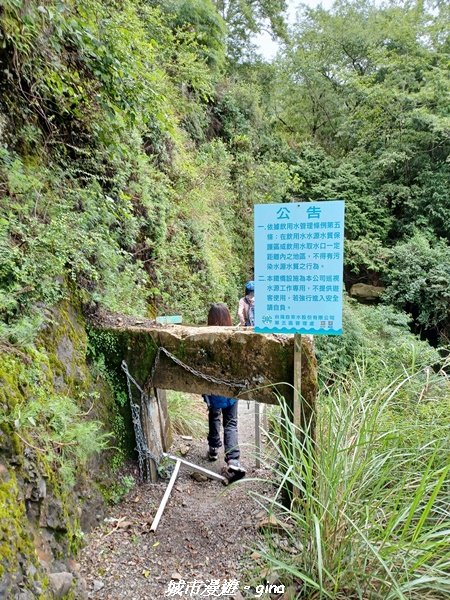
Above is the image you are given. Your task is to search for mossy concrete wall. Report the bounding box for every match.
[0,299,119,599]
[91,320,318,488]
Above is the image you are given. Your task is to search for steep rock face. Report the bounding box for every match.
[0,300,117,599]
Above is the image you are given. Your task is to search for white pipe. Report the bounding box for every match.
[162,452,227,482]
[150,459,181,532]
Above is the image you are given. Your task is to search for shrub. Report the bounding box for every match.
[315,298,441,388]
[383,234,450,334]
[0,384,110,489]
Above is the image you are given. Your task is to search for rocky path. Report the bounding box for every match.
[79,401,278,600]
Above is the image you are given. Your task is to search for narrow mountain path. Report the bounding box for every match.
[79,401,275,599]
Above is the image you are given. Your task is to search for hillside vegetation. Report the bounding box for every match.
[1,0,449,339]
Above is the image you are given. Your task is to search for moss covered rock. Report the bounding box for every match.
[0,297,120,598]
[0,464,47,597]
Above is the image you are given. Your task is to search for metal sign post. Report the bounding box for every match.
[255,402,261,468]
[293,333,302,427]
[292,333,306,498]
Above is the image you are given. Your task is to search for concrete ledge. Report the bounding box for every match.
[92,319,317,406]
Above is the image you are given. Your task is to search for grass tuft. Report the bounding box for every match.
[257,361,450,599]
[167,391,207,438]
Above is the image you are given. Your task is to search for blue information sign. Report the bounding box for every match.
[254,200,345,335]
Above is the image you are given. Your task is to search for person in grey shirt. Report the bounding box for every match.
[237,280,255,327]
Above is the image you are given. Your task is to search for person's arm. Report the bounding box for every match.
[238,297,247,326]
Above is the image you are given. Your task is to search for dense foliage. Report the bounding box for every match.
[1,0,449,343]
[0,0,291,343]
[272,0,450,338]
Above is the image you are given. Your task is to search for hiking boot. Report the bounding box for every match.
[207,447,219,461]
[224,459,246,483]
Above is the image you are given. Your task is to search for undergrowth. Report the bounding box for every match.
[257,353,450,599]
[0,351,110,489]
[101,474,136,505]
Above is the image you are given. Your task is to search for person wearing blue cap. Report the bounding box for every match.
[238,280,255,327]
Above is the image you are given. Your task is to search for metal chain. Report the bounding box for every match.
[121,361,161,482]
[122,346,249,481]
[148,346,249,391]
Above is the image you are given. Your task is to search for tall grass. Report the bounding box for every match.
[167,391,207,438]
[259,361,450,599]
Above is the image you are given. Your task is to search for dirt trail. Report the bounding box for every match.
[79,400,275,600]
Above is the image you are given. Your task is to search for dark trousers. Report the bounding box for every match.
[207,402,240,461]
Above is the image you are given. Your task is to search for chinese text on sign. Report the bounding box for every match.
[254,201,345,335]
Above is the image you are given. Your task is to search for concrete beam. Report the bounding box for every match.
[94,320,317,407]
